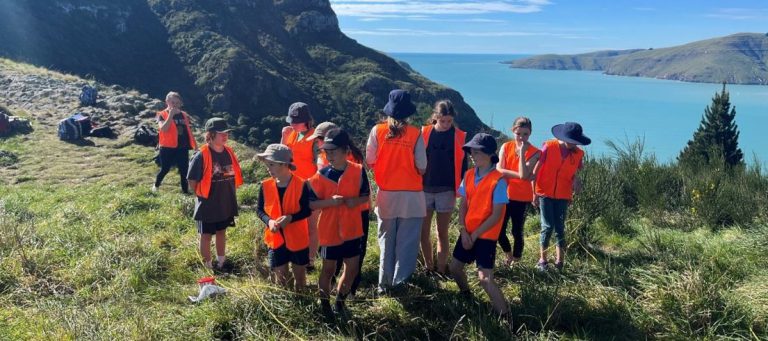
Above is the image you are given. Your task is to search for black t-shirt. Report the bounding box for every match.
[172,113,191,150]
[423,127,456,192]
[308,165,371,202]
[187,148,238,222]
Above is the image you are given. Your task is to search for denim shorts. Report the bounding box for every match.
[424,191,456,213]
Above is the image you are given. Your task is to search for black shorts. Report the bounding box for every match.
[197,217,235,235]
[268,246,310,268]
[319,238,362,261]
[452,238,497,269]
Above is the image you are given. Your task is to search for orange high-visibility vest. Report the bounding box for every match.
[318,154,371,211]
[286,128,317,179]
[309,162,365,246]
[500,142,539,202]
[464,168,507,241]
[422,125,466,195]
[534,139,584,200]
[262,176,310,251]
[372,123,422,191]
[157,110,196,149]
[194,144,243,199]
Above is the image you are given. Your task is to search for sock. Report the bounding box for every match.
[217,255,225,264]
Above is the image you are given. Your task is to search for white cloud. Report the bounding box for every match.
[330,0,552,16]
[705,8,768,20]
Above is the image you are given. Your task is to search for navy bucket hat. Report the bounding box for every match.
[462,133,500,164]
[382,89,417,120]
[551,122,591,146]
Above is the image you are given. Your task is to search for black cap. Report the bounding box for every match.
[321,128,351,150]
[382,89,417,120]
[204,117,232,133]
[551,122,591,146]
[286,102,311,124]
[463,133,499,164]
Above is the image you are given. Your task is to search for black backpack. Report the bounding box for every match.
[134,123,158,146]
[57,113,92,140]
[79,85,98,106]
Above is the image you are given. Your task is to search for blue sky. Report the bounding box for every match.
[329,0,768,54]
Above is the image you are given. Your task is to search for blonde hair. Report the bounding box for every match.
[430,99,457,125]
[385,116,407,139]
[512,116,532,132]
[165,91,182,102]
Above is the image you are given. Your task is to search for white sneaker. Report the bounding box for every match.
[151,185,158,192]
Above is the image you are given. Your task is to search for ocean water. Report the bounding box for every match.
[391,53,768,164]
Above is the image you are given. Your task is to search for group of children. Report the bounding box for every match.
[155,89,591,319]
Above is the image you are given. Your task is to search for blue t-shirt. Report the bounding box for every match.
[457,165,508,204]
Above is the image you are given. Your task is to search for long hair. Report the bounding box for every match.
[385,116,407,139]
[430,99,458,127]
[512,116,532,132]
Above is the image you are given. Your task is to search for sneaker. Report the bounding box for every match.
[151,185,159,193]
[334,299,347,316]
[204,261,213,269]
[320,300,334,319]
[536,260,548,272]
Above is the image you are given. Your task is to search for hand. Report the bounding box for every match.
[276,215,292,228]
[518,141,530,156]
[460,230,473,249]
[268,219,279,232]
[532,195,540,208]
[331,195,344,206]
[573,178,583,195]
[281,126,294,136]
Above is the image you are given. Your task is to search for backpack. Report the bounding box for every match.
[134,123,159,146]
[90,126,114,138]
[57,113,91,140]
[79,85,98,106]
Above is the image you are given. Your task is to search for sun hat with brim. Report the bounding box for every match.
[321,128,351,150]
[308,121,338,141]
[382,89,417,120]
[257,144,297,171]
[462,133,500,164]
[204,117,232,133]
[551,122,591,146]
[286,102,311,124]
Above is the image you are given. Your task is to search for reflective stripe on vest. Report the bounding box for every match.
[373,123,422,191]
[194,144,244,199]
[464,168,506,241]
[157,110,196,149]
[262,176,310,251]
[308,162,364,246]
[534,139,584,200]
[286,128,317,179]
[422,125,466,196]
[500,142,539,202]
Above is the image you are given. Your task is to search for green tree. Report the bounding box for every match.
[679,83,743,167]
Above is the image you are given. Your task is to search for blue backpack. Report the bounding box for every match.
[79,85,98,106]
[58,113,91,140]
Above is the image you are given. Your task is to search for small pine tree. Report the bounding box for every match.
[678,82,744,167]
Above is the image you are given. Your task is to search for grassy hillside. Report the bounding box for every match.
[1,60,767,339]
[506,33,768,85]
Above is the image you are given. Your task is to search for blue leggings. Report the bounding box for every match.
[539,197,569,248]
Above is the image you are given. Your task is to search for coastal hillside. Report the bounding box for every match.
[506,33,768,85]
[0,0,494,145]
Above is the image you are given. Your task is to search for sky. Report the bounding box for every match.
[329,0,768,54]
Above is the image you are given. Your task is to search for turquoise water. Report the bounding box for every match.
[391,53,768,164]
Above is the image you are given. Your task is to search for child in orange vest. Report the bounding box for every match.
[187,118,243,270]
[532,122,590,272]
[155,91,196,194]
[496,117,540,266]
[308,129,370,317]
[257,144,312,290]
[281,102,320,268]
[420,100,467,276]
[450,133,509,315]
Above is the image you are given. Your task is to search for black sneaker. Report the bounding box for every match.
[320,300,334,320]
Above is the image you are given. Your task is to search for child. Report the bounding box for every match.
[281,102,320,267]
[187,118,243,269]
[366,89,427,294]
[257,144,312,290]
[450,133,509,315]
[420,100,466,276]
[307,121,339,168]
[308,129,370,316]
[532,122,590,271]
[155,91,196,193]
[496,117,540,266]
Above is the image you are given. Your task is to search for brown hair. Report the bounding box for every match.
[430,99,457,125]
[512,116,532,132]
[385,116,407,139]
[205,131,217,143]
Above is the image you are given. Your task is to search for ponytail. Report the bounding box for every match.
[386,116,407,139]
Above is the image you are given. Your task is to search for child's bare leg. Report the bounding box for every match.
[435,211,452,273]
[273,265,289,287]
[449,258,469,291]
[478,268,509,314]
[420,210,435,270]
[292,264,306,291]
[200,233,212,267]
[337,256,360,295]
[215,230,226,267]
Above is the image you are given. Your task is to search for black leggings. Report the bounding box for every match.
[154,147,190,192]
[334,210,370,295]
[498,200,529,258]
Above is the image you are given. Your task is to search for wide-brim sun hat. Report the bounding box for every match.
[382,89,417,120]
[257,144,297,171]
[551,122,591,146]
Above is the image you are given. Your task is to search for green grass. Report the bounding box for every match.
[1,107,767,339]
